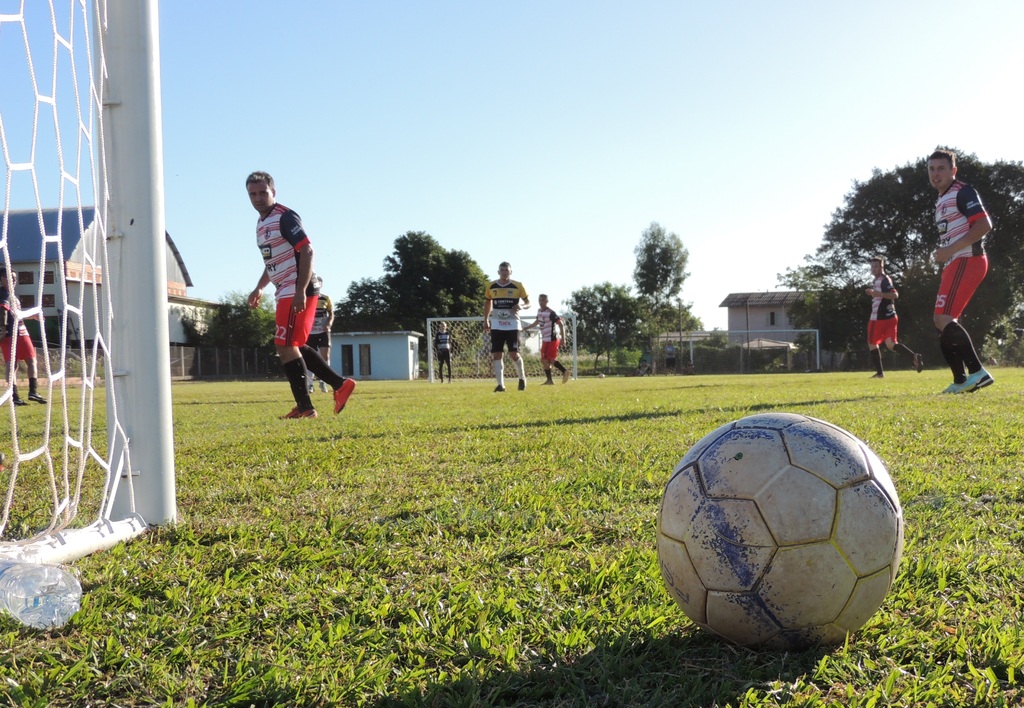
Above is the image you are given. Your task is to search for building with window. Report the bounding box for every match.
[1,207,201,345]
[719,291,805,343]
[330,331,423,381]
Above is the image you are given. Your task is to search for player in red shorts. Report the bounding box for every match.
[927,150,993,394]
[523,294,570,385]
[245,171,356,418]
[1,270,46,406]
[864,256,923,379]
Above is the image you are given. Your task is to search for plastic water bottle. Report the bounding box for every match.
[0,560,82,629]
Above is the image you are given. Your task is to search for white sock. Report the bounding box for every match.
[493,360,504,387]
[514,357,526,380]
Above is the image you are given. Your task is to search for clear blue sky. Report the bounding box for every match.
[6,2,1024,330]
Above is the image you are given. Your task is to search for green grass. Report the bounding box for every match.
[2,370,1024,706]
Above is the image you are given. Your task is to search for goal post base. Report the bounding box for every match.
[0,515,149,565]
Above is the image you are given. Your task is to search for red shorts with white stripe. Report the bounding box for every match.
[274,296,318,347]
[541,340,561,360]
[935,255,987,319]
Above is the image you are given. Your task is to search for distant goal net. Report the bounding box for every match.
[648,330,821,375]
[0,1,175,563]
[426,316,578,383]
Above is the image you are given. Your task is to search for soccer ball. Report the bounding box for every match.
[598,373,605,379]
[657,412,903,649]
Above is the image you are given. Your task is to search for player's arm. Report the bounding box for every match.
[292,244,313,313]
[248,269,272,308]
[483,298,493,332]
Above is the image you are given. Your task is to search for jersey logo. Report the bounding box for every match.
[260,245,272,261]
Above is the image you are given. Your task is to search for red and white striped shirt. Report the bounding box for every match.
[256,203,310,301]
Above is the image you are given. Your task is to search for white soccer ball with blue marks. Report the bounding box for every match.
[657,412,904,649]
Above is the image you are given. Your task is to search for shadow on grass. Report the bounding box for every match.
[372,628,829,707]
[311,396,878,445]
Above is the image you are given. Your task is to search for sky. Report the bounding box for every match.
[4,1,1024,331]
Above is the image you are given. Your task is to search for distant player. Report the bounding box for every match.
[483,262,529,392]
[523,294,569,384]
[434,322,453,382]
[245,171,356,418]
[305,284,334,393]
[927,149,993,393]
[1,270,45,405]
[864,256,923,378]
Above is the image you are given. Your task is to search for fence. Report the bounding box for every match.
[168,346,281,380]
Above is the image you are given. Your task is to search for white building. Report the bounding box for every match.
[719,291,805,343]
[1,207,201,344]
[330,331,423,381]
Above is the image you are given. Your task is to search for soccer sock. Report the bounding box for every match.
[299,345,344,389]
[553,360,566,373]
[28,377,37,394]
[941,321,981,375]
[11,384,19,401]
[545,368,553,383]
[937,326,966,382]
[514,357,526,381]
[493,360,504,387]
[870,348,883,375]
[282,357,313,409]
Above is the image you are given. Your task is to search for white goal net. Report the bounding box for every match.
[426,316,578,383]
[0,1,175,563]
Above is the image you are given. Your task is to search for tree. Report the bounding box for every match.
[632,222,696,368]
[335,231,488,332]
[335,231,487,334]
[565,282,643,369]
[781,150,1024,356]
[633,221,689,314]
[334,277,400,331]
[182,291,276,348]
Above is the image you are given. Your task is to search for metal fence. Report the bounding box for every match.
[169,346,281,380]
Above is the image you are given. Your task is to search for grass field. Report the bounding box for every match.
[2,369,1024,707]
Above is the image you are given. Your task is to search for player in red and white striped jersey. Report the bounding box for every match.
[245,171,355,418]
[927,150,993,394]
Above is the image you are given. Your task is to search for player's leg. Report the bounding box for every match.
[491,332,506,391]
[4,353,26,405]
[509,333,526,390]
[25,347,45,403]
[318,344,331,391]
[549,340,569,383]
[276,300,316,418]
[885,323,921,372]
[935,257,989,392]
[867,321,884,378]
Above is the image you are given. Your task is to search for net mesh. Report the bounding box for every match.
[426,316,578,382]
[0,0,143,560]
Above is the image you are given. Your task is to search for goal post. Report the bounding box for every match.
[0,0,176,564]
[425,315,578,383]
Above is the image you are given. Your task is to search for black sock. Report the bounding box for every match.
[553,360,566,373]
[282,358,313,409]
[545,369,553,382]
[300,345,344,389]
[28,377,37,394]
[941,321,981,376]
[870,348,883,375]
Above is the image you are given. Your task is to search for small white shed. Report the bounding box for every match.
[329,331,423,381]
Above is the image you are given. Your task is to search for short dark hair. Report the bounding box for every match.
[539,293,548,299]
[245,171,275,189]
[498,261,511,269]
[928,149,956,169]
